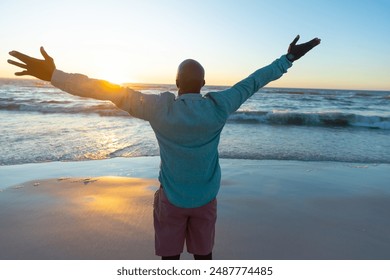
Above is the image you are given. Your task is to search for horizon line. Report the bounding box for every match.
[0,76,389,92]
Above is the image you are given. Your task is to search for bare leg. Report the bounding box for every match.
[162,254,181,260]
[194,252,212,260]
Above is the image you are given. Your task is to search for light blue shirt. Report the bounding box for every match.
[52,55,292,208]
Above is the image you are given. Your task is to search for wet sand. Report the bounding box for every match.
[0,158,389,259]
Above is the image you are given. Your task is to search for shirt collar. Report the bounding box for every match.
[176,93,203,100]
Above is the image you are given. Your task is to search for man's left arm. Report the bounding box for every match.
[8,47,157,120]
[50,69,151,117]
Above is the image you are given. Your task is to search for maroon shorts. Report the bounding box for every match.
[153,187,217,256]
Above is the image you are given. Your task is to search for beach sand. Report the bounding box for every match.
[1,158,390,260]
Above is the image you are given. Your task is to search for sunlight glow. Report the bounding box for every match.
[74,177,157,227]
[93,63,136,85]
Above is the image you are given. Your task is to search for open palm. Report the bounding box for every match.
[8,47,56,81]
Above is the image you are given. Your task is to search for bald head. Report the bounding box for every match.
[176,59,205,95]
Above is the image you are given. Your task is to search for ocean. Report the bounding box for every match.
[1,78,389,166]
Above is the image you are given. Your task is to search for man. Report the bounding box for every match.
[8,35,321,260]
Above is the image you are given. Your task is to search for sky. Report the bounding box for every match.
[1,0,389,90]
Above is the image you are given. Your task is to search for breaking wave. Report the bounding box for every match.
[229,110,390,130]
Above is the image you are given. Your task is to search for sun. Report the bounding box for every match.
[97,68,135,85]
[103,72,135,85]
[92,57,137,85]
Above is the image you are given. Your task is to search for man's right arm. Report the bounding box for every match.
[208,55,292,115]
[208,35,320,116]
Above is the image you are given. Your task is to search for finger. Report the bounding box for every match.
[308,38,321,47]
[15,70,30,76]
[310,38,321,46]
[40,46,53,61]
[290,35,300,46]
[299,39,321,52]
[7,59,28,69]
[9,51,34,64]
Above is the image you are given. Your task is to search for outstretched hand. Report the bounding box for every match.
[8,47,56,81]
[287,35,321,62]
